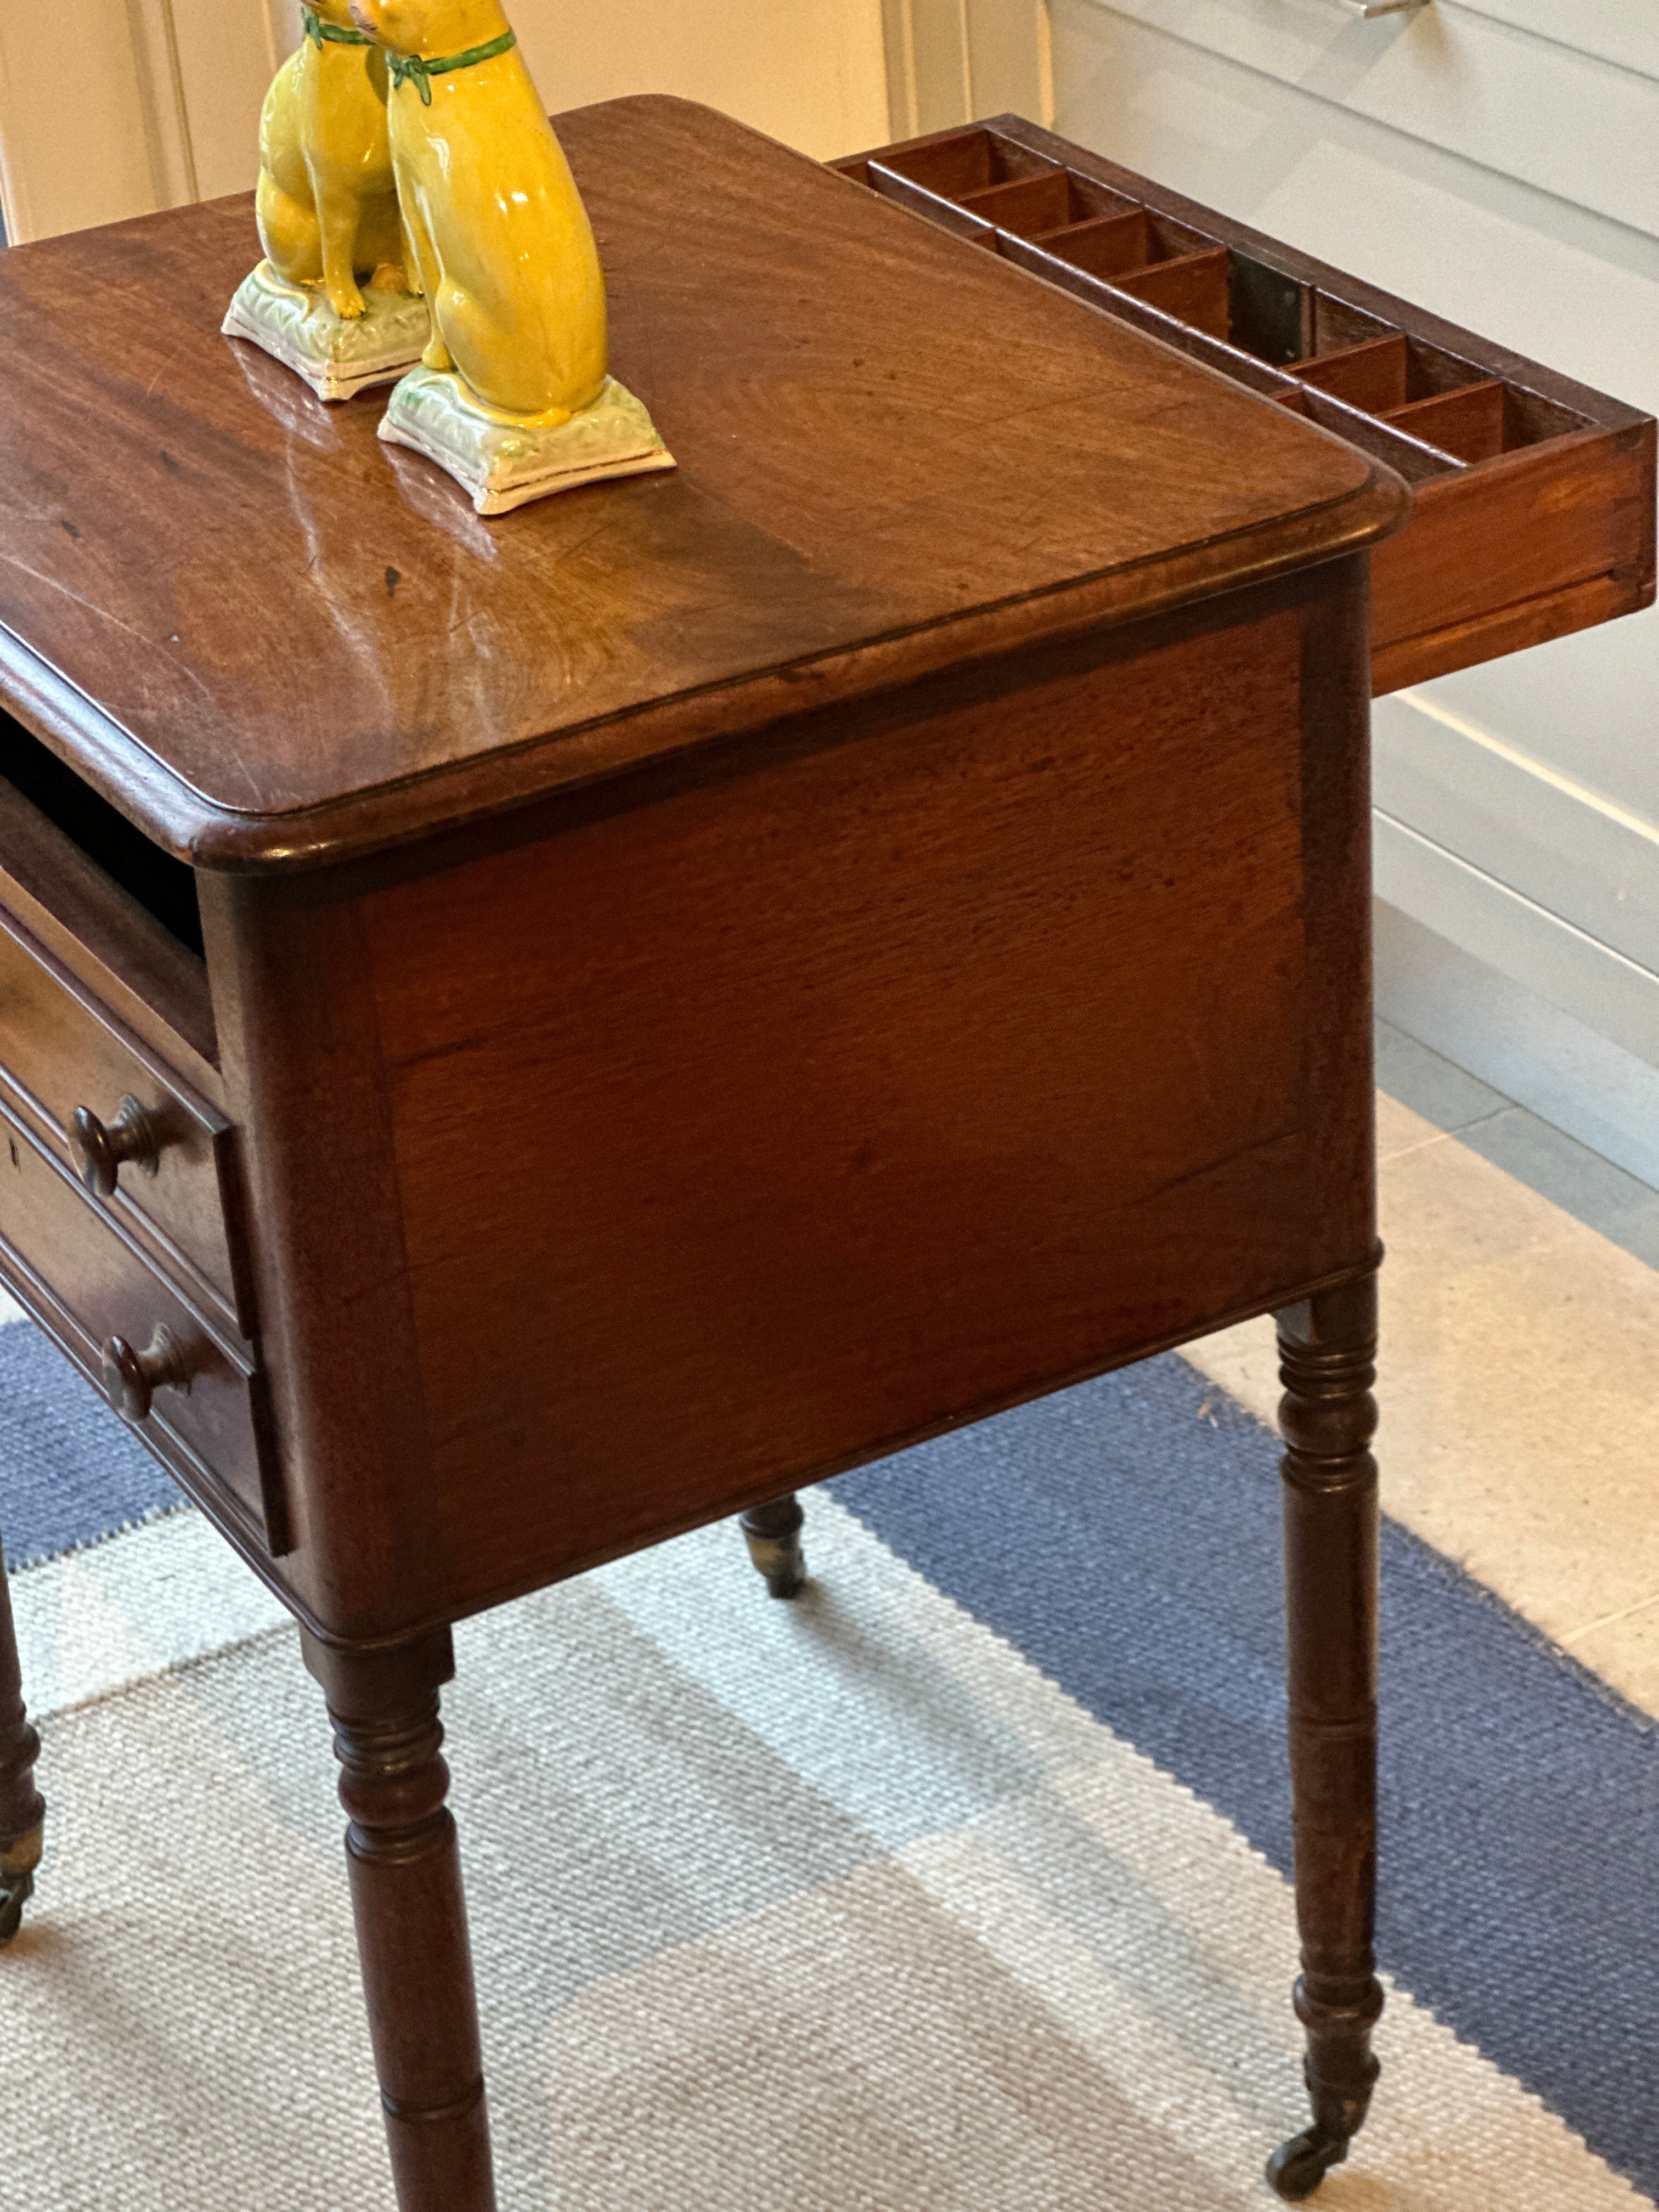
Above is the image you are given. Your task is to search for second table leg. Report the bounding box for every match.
[1267,1269,1384,2200]
[0,1525,44,1945]
[302,1626,498,2212]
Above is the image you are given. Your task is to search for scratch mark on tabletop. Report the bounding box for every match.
[1,557,217,702]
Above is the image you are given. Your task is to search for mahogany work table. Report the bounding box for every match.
[0,94,1649,2209]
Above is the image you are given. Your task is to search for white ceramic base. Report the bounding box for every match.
[222,262,431,403]
[377,369,676,514]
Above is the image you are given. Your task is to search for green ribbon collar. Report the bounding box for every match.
[387,27,517,103]
[301,7,375,47]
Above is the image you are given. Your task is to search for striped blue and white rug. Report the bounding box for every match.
[2,1307,1655,2209]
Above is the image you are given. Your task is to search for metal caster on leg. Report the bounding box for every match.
[0,1822,43,1946]
[1266,2125,1349,2200]
[740,1494,806,1599]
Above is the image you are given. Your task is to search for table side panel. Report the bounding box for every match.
[364,589,1369,1612]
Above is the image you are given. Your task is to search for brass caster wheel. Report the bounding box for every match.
[0,1866,35,1946]
[740,1498,806,1600]
[1266,2126,1349,2200]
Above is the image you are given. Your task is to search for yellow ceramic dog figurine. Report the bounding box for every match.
[223,1,430,402]
[259,0,409,321]
[353,0,674,511]
[347,0,604,420]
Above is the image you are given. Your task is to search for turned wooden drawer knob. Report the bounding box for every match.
[101,1325,194,1423]
[70,1096,162,1197]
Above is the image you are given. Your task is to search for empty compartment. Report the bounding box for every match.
[1385,378,1593,462]
[1023,207,1150,278]
[961,167,1133,238]
[1310,294,1398,358]
[1297,388,1465,488]
[1110,248,1232,342]
[1296,327,1521,420]
[870,127,1057,201]
[1293,335,1409,414]
[1502,381,1597,444]
[1026,202,1204,274]
[960,170,1076,236]
[1383,380,1506,463]
[1396,331,1502,401]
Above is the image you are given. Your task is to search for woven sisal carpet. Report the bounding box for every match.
[2,1324,1655,2209]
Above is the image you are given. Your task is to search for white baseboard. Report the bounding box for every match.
[1372,680,1659,1194]
[1373,897,1659,1192]
[1373,813,1659,1073]
[1374,687,1659,980]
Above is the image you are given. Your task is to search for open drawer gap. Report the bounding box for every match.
[3,712,204,958]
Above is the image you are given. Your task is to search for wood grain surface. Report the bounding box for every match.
[356,576,1375,1615]
[0,97,1398,869]
[1370,435,1655,684]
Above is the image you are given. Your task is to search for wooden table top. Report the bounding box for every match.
[0,96,1403,870]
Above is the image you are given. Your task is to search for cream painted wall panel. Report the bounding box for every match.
[909,0,977,133]
[126,0,203,207]
[966,0,1053,132]
[0,5,161,240]
[511,0,892,159]
[0,0,890,242]
[166,0,280,199]
[881,0,1054,137]
[1447,1,1659,81]
[1060,0,1659,240]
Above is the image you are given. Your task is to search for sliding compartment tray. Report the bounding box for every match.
[833,119,1656,695]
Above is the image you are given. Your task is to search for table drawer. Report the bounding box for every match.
[0,903,245,1330]
[833,120,1656,693]
[0,1096,278,1553]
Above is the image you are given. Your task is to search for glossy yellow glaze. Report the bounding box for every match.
[347,0,607,422]
[258,0,411,320]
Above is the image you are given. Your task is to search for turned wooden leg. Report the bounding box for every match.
[1267,1270,1383,2201]
[0,1527,45,1946]
[740,1491,806,1598]
[301,1627,498,2212]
